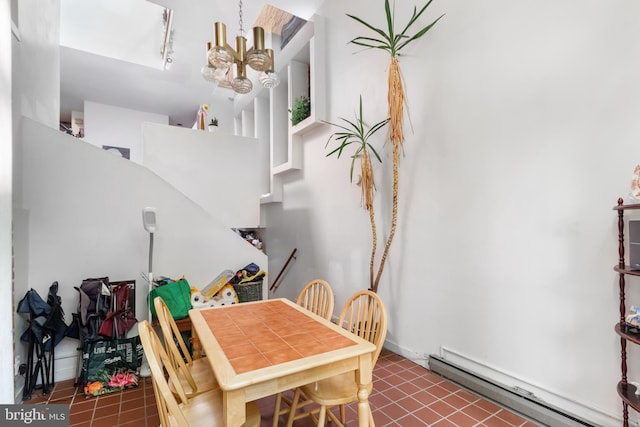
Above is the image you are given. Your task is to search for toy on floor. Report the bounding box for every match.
[190,284,238,308]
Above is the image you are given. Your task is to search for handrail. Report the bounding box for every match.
[270,248,297,292]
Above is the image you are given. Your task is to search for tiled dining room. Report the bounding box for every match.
[9,0,634,425]
[25,347,536,427]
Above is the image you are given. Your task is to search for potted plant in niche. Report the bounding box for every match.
[290,96,311,126]
[208,117,218,132]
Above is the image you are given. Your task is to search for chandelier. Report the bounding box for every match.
[201,0,280,94]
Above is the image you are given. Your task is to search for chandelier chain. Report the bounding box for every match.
[238,0,245,37]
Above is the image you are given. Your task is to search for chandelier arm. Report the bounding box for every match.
[226,43,242,62]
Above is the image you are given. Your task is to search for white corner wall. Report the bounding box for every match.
[84,101,169,165]
[19,117,267,382]
[16,0,60,129]
[1,0,15,405]
[264,1,640,425]
[10,0,62,404]
[142,123,262,228]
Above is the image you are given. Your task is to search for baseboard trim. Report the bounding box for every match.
[428,355,597,427]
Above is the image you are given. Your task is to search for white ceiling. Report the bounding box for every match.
[59,0,324,126]
[61,0,168,70]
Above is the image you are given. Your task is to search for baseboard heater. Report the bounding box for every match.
[428,355,596,427]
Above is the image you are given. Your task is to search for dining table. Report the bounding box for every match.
[189,298,377,427]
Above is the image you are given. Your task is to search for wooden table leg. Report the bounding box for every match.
[356,355,374,427]
[223,390,246,427]
[356,391,369,426]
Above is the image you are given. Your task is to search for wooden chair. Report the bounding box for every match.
[271,279,335,427]
[295,279,334,321]
[138,320,261,427]
[285,290,387,427]
[154,296,217,397]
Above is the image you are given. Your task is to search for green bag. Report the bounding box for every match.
[81,337,143,396]
[149,279,192,320]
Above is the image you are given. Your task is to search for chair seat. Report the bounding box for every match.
[169,356,218,397]
[299,372,373,407]
[169,389,261,427]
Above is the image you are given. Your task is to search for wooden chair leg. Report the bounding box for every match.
[317,405,327,427]
[273,392,283,427]
[286,388,302,427]
[326,408,345,427]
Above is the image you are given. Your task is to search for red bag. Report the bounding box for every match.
[99,283,137,339]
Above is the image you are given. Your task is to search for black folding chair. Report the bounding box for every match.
[71,277,109,386]
[17,282,69,400]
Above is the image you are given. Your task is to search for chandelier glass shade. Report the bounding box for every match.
[202,2,279,94]
[245,27,271,72]
[201,43,229,83]
[258,49,280,88]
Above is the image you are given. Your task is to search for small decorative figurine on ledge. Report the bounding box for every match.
[195,103,210,130]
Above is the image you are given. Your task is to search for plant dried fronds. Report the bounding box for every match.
[388,57,405,152]
[324,96,390,212]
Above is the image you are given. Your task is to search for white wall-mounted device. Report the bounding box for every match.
[142,207,157,233]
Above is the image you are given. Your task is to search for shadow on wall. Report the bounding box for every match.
[264,203,313,301]
[263,192,374,310]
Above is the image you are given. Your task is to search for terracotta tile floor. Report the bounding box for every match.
[23,348,539,426]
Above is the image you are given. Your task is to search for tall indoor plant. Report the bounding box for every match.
[346,0,443,292]
[325,97,389,290]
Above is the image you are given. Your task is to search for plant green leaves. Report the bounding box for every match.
[347,0,444,57]
[398,15,444,51]
[324,96,389,183]
[290,96,311,126]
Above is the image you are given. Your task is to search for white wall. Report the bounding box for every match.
[9,0,62,403]
[16,0,60,129]
[264,0,640,425]
[143,123,262,228]
[1,0,15,405]
[19,117,267,382]
[84,101,168,164]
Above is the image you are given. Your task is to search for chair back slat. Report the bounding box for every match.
[296,279,334,321]
[155,297,194,364]
[138,320,190,426]
[338,290,387,365]
[154,296,199,399]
